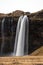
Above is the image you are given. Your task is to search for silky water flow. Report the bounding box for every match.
[0,15,29,56]
[1,18,14,56]
[12,15,23,56]
[1,18,5,54]
[12,15,29,56]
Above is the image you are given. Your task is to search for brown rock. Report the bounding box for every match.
[30,9,43,20]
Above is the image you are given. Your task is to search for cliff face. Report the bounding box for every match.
[29,10,43,53]
[0,17,17,54]
[0,10,43,55]
[29,20,43,53]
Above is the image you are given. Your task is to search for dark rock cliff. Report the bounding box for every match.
[0,10,43,55]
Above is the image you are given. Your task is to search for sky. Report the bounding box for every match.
[0,0,43,13]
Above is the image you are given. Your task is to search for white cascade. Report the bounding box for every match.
[1,18,5,54]
[16,15,29,56]
[12,15,23,56]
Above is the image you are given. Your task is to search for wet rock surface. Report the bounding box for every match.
[0,17,18,56]
[0,10,43,56]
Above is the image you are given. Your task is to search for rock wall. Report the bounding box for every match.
[0,17,18,55]
[0,10,43,55]
[29,20,43,54]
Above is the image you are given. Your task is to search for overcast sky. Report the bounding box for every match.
[0,0,43,13]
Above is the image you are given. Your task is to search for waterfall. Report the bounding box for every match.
[12,15,29,56]
[12,15,23,56]
[0,15,29,56]
[1,17,14,56]
[1,18,5,54]
[16,15,29,56]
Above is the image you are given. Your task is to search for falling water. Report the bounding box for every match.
[0,15,29,56]
[24,16,29,55]
[12,15,23,56]
[16,15,29,56]
[1,18,5,54]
